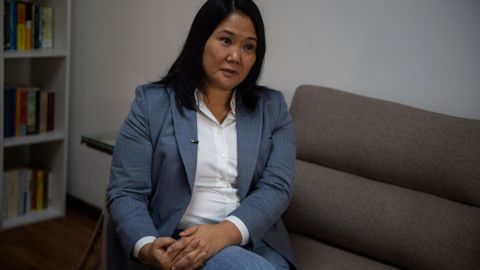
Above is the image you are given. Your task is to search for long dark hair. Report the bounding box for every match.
[156,0,266,113]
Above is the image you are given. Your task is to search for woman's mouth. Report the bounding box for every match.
[221,68,237,76]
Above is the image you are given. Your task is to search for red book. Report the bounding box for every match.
[19,89,28,136]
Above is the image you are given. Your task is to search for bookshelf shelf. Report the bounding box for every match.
[3,131,65,148]
[1,0,70,229]
[4,49,68,59]
[2,208,63,229]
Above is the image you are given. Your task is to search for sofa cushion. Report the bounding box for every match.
[290,233,400,270]
[284,160,480,270]
[290,85,480,207]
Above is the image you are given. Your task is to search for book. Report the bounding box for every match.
[36,170,44,209]
[39,91,48,133]
[30,168,37,211]
[8,0,17,50]
[40,6,53,49]
[25,2,33,50]
[18,168,31,215]
[16,1,26,50]
[6,170,18,217]
[43,172,49,209]
[27,88,40,135]
[34,4,41,48]
[47,91,54,131]
[17,88,28,136]
[15,88,21,136]
[4,85,17,138]
[4,0,10,50]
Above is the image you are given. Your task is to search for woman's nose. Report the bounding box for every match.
[226,47,241,63]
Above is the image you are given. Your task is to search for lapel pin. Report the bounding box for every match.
[190,139,199,144]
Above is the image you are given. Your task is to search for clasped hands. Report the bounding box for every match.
[138,220,241,270]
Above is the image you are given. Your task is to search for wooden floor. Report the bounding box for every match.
[0,196,102,270]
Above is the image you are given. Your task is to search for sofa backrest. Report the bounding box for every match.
[284,85,480,270]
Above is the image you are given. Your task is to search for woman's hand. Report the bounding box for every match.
[138,237,203,270]
[169,221,242,269]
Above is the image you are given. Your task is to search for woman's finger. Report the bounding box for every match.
[179,226,199,237]
[152,237,175,249]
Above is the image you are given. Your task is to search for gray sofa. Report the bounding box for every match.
[284,85,480,270]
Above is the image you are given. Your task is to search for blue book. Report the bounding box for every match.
[8,0,17,50]
[4,85,17,138]
[4,0,9,49]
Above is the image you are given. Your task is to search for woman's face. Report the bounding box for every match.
[202,12,257,93]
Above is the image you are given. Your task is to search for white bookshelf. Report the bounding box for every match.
[0,0,71,230]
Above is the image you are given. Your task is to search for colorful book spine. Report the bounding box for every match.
[40,6,53,49]
[4,0,10,50]
[25,2,33,50]
[16,1,26,50]
[27,88,39,134]
[7,170,18,218]
[19,89,28,136]
[15,89,21,136]
[39,91,48,133]
[4,85,17,138]
[8,0,17,50]
[36,170,44,209]
[30,169,37,211]
[47,92,54,131]
[34,4,41,48]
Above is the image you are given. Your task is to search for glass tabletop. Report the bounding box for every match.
[80,131,118,155]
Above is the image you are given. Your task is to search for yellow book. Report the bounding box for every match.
[16,2,26,50]
[25,21,32,50]
[37,170,44,209]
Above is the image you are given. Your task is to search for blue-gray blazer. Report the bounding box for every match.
[107,84,296,268]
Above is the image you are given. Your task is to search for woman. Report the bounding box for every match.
[107,0,296,269]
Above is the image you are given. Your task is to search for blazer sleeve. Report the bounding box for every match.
[230,91,296,248]
[107,85,159,255]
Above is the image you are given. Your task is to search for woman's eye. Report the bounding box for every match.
[220,37,232,45]
[244,44,256,51]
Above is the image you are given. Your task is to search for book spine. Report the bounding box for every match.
[30,168,37,211]
[15,88,21,136]
[9,0,16,50]
[4,86,17,138]
[25,169,32,213]
[16,1,26,51]
[39,91,48,133]
[35,88,41,133]
[27,89,37,134]
[47,92,54,131]
[19,169,28,215]
[43,172,48,208]
[19,89,28,136]
[34,4,41,48]
[40,6,53,49]
[9,170,18,217]
[4,0,10,50]
[25,2,32,50]
[36,170,44,209]
[2,171,8,219]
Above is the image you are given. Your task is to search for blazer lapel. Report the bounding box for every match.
[236,100,263,199]
[170,91,198,191]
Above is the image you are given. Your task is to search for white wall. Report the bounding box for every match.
[69,0,480,207]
